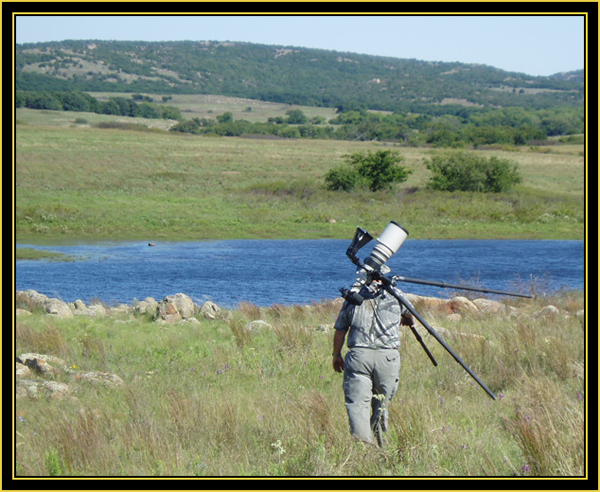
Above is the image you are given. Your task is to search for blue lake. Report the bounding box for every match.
[16,240,585,308]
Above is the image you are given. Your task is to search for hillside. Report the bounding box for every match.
[16,40,583,112]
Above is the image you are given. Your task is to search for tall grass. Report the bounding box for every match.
[14,291,586,477]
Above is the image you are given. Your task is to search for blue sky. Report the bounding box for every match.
[15,14,585,77]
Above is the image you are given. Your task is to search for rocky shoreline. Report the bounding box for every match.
[15,289,583,401]
[15,289,584,324]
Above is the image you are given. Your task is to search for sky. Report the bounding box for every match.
[14,14,585,77]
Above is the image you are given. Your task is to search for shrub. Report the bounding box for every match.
[324,165,362,191]
[424,151,522,193]
[169,119,201,134]
[325,150,412,192]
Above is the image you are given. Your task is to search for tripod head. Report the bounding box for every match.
[341,222,409,305]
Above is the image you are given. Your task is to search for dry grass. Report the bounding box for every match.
[14,290,586,477]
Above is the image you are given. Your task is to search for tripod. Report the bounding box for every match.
[342,224,532,401]
[374,270,499,400]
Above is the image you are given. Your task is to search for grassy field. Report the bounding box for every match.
[88,92,340,124]
[13,103,587,479]
[14,107,585,244]
[14,291,586,477]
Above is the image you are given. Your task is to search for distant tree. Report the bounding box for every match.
[335,101,367,114]
[285,109,308,125]
[15,91,27,108]
[161,105,183,121]
[329,111,366,125]
[101,99,121,115]
[267,116,285,125]
[54,91,90,112]
[139,102,162,119]
[29,92,62,110]
[278,126,301,138]
[216,111,234,123]
[132,93,154,102]
[169,119,201,133]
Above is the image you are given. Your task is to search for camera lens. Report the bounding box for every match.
[363,221,409,271]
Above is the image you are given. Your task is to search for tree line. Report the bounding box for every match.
[15,90,182,121]
[169,106,582,147]
[16,89,583,147]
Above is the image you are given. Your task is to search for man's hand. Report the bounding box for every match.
[401,313,415,327]
[332,329,347,373]
[332,354,345,373]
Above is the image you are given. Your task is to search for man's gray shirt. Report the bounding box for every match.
[335,285,410,350]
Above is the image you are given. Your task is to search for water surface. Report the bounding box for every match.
[16,240,585,307]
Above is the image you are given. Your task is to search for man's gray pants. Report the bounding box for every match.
[343,347,401,445]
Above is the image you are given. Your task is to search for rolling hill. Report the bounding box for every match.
[16,40,584,112]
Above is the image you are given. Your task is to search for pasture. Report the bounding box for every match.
[15,107,585,243]
[13,102,587,479]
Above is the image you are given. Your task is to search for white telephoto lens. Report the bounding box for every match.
[377,221,409,254]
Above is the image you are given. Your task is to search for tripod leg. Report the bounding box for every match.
[385,285,497,400]
[408,324,438,366]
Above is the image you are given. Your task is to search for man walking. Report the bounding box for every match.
[332,275,414,446]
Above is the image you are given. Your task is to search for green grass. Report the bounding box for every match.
[15,247,76,261]
[15,108,585,242]
[14,291,586,477]
[13,102,587,479]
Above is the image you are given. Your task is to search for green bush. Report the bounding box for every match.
[325,150,412,192]
[169,119,201,134]
[425,151,522,193]
[323,165,363,191]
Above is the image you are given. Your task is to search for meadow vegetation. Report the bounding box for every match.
[15,108,584,243]
[14,289,585,477]
[13,103,587,478]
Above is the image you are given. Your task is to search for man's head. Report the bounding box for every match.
[366,279,384,296]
